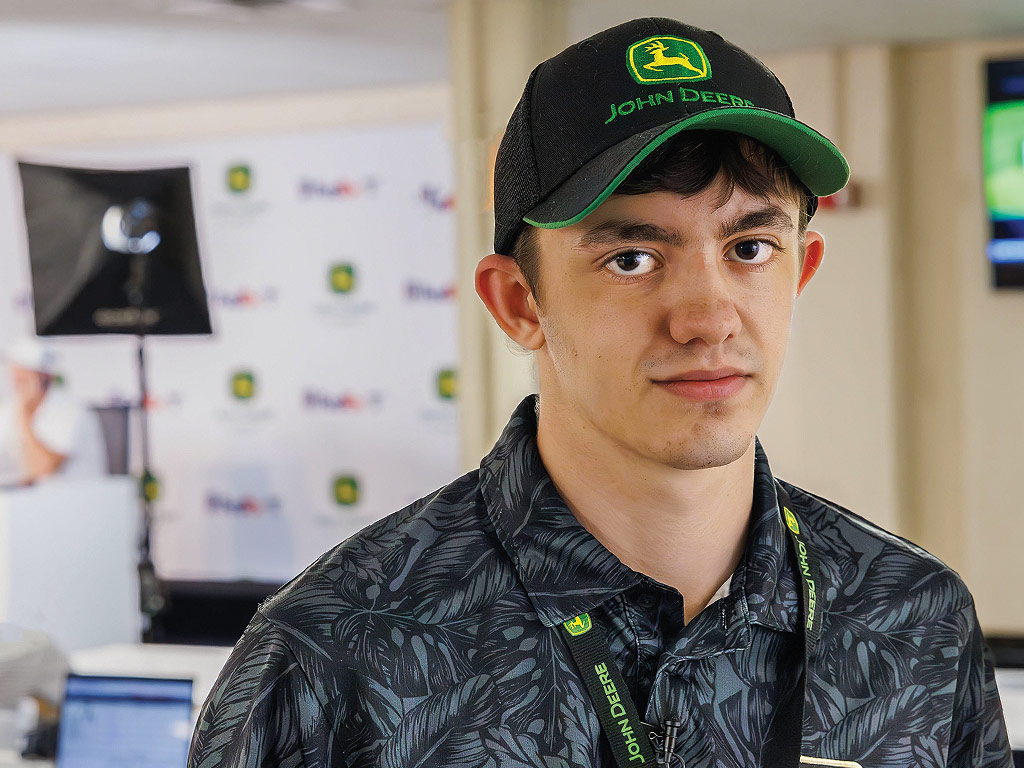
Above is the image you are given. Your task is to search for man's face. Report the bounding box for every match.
[10,364,45,397]
[531,179,807,470]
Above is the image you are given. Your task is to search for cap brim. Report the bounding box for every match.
[523,108,850,229]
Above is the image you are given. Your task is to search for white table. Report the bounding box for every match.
[996,668,1024,751]
[0,478,141,653]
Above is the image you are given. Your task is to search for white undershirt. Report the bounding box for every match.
[0,394,106,486]
[708,575,733,605]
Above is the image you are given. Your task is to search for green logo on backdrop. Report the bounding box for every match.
[333,475,360,506]
[329,263,357,294]
[436,368,457,400]
[227,165,252,194]
[627,36,711,84]
[231,371,256,400]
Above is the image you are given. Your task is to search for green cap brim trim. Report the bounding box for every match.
[523,108,850,230]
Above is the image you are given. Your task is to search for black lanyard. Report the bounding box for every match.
[559,482,822,767]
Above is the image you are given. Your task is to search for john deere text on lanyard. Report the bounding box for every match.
[559,482,827,768]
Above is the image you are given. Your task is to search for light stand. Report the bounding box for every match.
[18,162,212,640]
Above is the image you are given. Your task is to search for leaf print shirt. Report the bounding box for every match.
[189,395,1012,768]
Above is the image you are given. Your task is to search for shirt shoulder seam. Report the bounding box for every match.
[783,482,975,615]
[256,608,334,730]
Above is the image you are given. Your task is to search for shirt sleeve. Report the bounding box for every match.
[946,601,1013,768]
[188,612,332,768]
[32,397,80,457]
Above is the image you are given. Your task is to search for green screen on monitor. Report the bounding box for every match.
[984,101,1024,220]
[985,58,1024,286]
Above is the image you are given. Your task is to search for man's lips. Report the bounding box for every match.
[656,367,747,382]
[653,368,749,401]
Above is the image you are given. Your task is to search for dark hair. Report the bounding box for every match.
[509,130,811,302]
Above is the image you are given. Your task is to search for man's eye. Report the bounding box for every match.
[728,240,774,263]
[604,251,657,276]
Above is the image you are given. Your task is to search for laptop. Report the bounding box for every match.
[56,674,193,768]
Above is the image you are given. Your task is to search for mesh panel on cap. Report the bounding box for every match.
[493,68,542,255]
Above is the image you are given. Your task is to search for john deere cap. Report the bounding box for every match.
[493,17,850,255]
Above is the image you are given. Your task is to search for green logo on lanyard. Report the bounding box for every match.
[784,505,818,636]
[784,507,801,534]
[563,613,592,636]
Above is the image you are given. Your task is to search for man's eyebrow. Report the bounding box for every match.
[718,206,795,240]
[576,219,685,249]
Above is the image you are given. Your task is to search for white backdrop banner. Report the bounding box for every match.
[0,121,460,583]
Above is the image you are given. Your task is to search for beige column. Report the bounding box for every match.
[448,0,568,470]
[894,39,1024,633]
[892,46,969,573]
[757,46,901,535]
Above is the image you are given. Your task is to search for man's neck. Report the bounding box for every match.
[535,402,756,625]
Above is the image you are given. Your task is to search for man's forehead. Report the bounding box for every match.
[567,195,797,248]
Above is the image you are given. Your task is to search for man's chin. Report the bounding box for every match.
[646,431,755,471]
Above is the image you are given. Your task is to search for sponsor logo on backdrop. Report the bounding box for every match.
[211,287,279,309]
[420,186,455,211]
[332,475,361,506]
[436,368,457,400]
[329,263,357,295]
[299,176,379,199]
[231,370,257,401]
[314,261,376,323]
[206,492,282,516]
[212,161,269,217]
[405,280,455,302]
[419,367,459,427]
[227,164,252,194]
[303,389,384,411]
[219,369,273,426]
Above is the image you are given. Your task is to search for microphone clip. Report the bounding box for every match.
[643,718,684,767]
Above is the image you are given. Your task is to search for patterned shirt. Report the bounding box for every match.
[189,396,1011,768]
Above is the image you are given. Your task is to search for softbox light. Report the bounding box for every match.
[17,161,213,636]
[18,162,211,336]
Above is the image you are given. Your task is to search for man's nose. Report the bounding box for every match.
[664,259,743,347]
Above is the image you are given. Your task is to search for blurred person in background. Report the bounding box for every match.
[0,337,105,488]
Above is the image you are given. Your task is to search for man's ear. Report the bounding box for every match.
[474,254,544,350]
[796,231,825,297]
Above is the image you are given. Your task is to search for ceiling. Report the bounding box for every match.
[567,0,1024,53]
[2,0,1024,116]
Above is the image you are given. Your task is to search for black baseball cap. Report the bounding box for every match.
[493,17,850,255]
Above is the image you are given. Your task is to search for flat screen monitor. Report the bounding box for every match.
[985,58,1024,288]
[56,674,193,768]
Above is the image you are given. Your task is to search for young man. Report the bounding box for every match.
[189,18,1012,768]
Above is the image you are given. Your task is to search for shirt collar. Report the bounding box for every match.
[743,441,800,633]
[479,395,798,633]
[479,396,641,627]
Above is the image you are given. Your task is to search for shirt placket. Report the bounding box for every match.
[636,574,753,768]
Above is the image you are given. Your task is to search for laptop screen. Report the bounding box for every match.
[56,674,193,768]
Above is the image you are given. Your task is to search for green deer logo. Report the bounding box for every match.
[643,40,705,75]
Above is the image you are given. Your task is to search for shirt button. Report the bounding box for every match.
[637,593,657,610]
